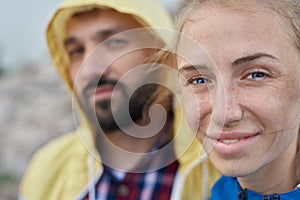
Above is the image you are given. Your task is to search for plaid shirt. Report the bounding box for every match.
[84,160,178,200]
[84,118,177,200]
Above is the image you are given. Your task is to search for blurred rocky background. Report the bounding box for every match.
[0,61,75,200]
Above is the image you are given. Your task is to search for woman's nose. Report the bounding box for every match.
[211,83,244,128]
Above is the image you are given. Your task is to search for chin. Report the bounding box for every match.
[219,164,259,178]
[219,168,248,178]
[210,155,257,178]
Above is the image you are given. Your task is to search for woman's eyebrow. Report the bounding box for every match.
[232,52,278,66]
[178,64,208,75]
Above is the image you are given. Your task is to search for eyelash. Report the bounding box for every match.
[67,37,128,57]
[244,68,269,80]
[188,76,210,85]
[69,47,84,58]
[185,68,270,85]
[105,38,128,47]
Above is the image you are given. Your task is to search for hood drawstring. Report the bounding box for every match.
[237,184,281,200]
[88,154,96,200]
[263,194,280,200]
[201,159,208,200]
[238,182,247,200]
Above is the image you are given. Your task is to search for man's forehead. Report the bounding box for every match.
[70,7,103,19]
[64,25,131,46]
[65,8,145,35]
[67,8,144,27]
[64,9,155,42]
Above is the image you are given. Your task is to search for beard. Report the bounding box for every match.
[78,77,158,133]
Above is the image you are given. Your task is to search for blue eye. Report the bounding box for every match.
[190,77,209,85]
[248,72,266,80]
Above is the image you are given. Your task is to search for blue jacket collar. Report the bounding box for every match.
[211,176,300,200]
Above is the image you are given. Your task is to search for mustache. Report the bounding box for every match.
[82,77,124,98]
[86,77,118,90]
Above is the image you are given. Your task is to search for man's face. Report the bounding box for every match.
[65,9,160,132]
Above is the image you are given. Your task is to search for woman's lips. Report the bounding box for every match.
[207,132,260,156]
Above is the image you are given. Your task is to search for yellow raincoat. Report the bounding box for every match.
[19,0,220,199]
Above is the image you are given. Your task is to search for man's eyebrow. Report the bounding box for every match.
[93,26,127,38]
[232,53,278,66]
[64,26,128,47]
[64,37,76,47]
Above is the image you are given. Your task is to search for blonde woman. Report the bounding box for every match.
[175,0,300,199]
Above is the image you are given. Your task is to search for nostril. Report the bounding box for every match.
[212,101,244,128]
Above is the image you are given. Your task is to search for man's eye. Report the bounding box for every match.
[106,38,128,47]
[68,47,84,58]
[246,72,266,80]
[189,77,209,85]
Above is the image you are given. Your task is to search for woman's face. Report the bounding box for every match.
[177,4,300,177]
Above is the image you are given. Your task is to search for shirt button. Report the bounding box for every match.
[117,184,129,197]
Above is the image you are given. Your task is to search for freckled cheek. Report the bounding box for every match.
[181,89,211,134]
[240,89,295,132]
[197,99,211,140]
[287,80,300,105]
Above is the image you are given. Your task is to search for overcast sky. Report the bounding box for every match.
[0,0,180,69]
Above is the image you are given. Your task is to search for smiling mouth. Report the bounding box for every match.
[218,138,241,144]
[217,134,259,144]
[205,132,261,155]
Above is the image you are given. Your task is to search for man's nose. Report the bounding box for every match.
[81,46,111,79]
[211,83,244,128]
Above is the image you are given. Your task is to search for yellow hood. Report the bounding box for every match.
[46,0,203,173]
[47,0,173,84]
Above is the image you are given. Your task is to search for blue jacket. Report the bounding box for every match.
[211,176,300,200]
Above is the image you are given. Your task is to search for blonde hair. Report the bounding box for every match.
[175,0,300,183]
[176,0,300,49]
